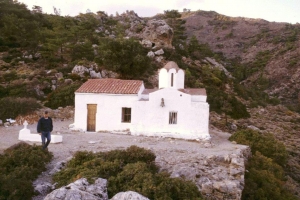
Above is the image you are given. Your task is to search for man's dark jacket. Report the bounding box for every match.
[37,117,53,133]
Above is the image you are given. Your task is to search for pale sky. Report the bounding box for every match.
[18,0,299,24]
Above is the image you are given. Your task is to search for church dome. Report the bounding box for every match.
[163,61,180,72]
[159,61,184,89]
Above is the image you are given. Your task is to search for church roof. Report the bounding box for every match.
[142,89,158,94]
[162,61,181,72]
[75,79,143,94]
[142,88,206,96]
[179,88,207,96]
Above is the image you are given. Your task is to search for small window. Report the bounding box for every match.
[169,112,177,124]
[122,107,131,123]
[171,73,174,87]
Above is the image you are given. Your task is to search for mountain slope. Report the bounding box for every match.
[183,10,300,109]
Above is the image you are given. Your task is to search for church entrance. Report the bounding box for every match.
[87,104,97,131]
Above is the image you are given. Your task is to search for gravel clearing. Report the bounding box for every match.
[0,119,248,200]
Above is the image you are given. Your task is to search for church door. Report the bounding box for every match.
[87,104,97,132]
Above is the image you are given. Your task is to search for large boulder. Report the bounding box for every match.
[34,182,53,195]
[147,51,155,58]
[116,11,173,49]
[72,64,103,79]
[71,65,89,77]
[140,19,173,49]
[90,70,102,79]
[110,191,149,200]
[44,178,108,200]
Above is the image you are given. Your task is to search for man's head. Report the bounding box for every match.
[44,111,49,118]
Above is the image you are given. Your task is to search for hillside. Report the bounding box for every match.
[0,1,300,199]
[183,10,300,109]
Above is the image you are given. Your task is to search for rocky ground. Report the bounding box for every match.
[0,118,249,200]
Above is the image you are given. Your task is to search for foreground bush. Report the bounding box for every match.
[242,152,296,200]
[53,145,202,199]
[230,130,296,200]
[0,97,41,121]
[0,142,53,200]
[229,129,287,166]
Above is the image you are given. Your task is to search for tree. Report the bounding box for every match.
[40,15,76,61]
[71,40,94,61]
[73,13,100,43]
[53,6,61,16]
[45,83,82,109]
[188,36,214,59]
[95,38,154,79]
[32,5,42,14]
[1,13,41,49]
[164,9,187,50]
[164,10,181,19]
[220,97,232,125]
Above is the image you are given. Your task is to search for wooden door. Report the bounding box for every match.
[87,104,97,132]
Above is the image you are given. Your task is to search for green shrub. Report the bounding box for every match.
[267,97,281,105]
[0,85,8,98]
[95,38,154,79]
[101,145,158,171]
[0,97,41,121]
[53,146,202,199]
[6,82,38,98]
[54,145,158,187]
[2,49,22,63]
[3,70,18,82]
[71,41,94,61]
[228,96,250,119]
[67,73,82,81]
[207,88,250,119]
[242,152,296,200]
[0,46,9,52]
[229,129,287,166]
[154,172,202,200]
[230,130,296,199]
[108,162,156,197]
[45,82,82,109]
[0,142,53,200]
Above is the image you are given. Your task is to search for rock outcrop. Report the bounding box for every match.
[118,11,173,49]
[44,178,108,200]
[72,64,102,79]
[156,145,251,199]
[111,191,149,200]
[44,178,150,200]
[205,57,232,78]
[140,19,173,49]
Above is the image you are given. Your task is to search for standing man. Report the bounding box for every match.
[37,111,53,150]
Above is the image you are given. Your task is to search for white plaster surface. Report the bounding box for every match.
[132,88,210,140]
[158,68,184,89]
[74,93,139,132]
[18,121,62,143]
[74,63,210,140]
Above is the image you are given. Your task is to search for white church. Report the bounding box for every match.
[73,61,210,140]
